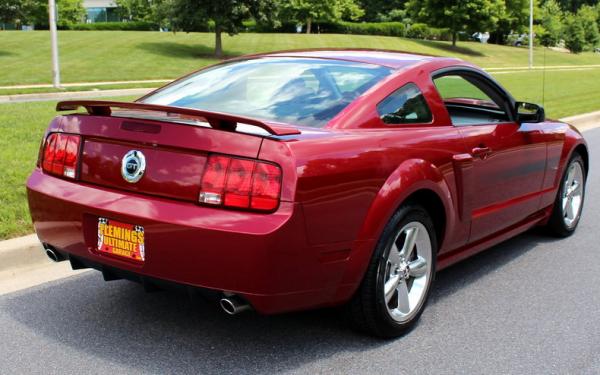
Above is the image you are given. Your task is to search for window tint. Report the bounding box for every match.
[377,83,432,124]
[142,58,392,128]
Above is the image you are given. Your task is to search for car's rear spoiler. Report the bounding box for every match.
[56,100,301,136]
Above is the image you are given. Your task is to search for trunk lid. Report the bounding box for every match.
[55,110,269,203]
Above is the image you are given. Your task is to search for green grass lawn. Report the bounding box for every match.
[1,30,600,86]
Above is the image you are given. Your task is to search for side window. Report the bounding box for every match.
[433,74,510,126]
[434,75,492,102]
[377,83,433,125]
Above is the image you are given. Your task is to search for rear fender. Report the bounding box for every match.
[341,159,456,288]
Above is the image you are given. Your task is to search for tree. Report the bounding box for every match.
[56,0,86,26]
[357,0,406,22]
[407,0,505,46]
[13,0,85,27]
[564,15,586,53]
[555,0,596,13]
[116,0,154,21]
[281,0,363,34]
[0,0,21,25]
[172,0,279,58]
[576,5,599,49]
[539,0,563,46]
[490,0,532,44]
[149,0,175,29]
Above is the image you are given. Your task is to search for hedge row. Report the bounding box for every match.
[61,20,458,42]
[65,21,158,31]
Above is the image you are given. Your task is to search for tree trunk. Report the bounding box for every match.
[452,30,457,47]
[215,23,223,58]
[306,17,312,34]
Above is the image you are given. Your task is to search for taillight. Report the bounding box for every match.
[41,133,81,179]
[199,155,282,212]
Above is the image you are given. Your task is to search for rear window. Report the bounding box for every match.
[142,57,392,128]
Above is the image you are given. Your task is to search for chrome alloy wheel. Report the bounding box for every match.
[562,161,584,228]
[382,221,433,323]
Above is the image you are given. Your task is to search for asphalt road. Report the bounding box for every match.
[1,128,599,375]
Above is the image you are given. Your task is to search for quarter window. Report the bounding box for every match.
[377,83,432,125]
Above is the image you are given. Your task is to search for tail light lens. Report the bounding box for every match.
[199,155,282,212]
[41,133,81,179]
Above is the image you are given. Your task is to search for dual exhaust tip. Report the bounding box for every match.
[43,244,251,315]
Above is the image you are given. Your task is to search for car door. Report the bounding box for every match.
[433,69,547,243]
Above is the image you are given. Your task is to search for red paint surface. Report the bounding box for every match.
[27,50,587,314]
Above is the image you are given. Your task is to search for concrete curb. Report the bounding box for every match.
[0,234,48,273]
[561,110,600,132]
[0,87,156,104]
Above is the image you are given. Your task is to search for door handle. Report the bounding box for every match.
[471,146,492,159]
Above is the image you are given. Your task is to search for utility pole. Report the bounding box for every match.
[529,0,534,69]
[48,0,61,88]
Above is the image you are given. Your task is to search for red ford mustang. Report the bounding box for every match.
[27,50,588,337]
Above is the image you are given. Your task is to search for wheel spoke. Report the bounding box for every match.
[569,181,580,196]
[408,256,428,278]
[396,281,410,314]
[388,243,401,266]
[566,198,576,220]
[566,165,575,186]
[384,274,400,304]
[401,227,418,260]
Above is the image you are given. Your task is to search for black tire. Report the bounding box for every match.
[546,153,586,237]
[346,204,437,338]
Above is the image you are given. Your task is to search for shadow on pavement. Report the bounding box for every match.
[0,229,559,373]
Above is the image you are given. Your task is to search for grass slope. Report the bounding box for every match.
[1,31,600,85]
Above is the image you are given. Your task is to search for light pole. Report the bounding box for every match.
[529,0,533,69]
[48,0,61,88]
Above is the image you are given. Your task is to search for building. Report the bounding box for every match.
[83,0,119,23]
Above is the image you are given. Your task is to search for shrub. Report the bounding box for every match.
[249,20,406,37]
[336,21,406,37]
[564,17,586,53]
[428,27,453,41]
[406,23,431,39]
[67,21,158,31]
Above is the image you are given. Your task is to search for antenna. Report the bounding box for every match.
[542,46,546,107]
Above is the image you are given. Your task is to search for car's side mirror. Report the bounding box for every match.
[516,102,545,123]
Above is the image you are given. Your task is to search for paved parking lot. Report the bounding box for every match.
[1,128,598,374]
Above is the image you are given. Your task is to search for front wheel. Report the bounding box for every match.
[347,204,437,338]
[546,154,586,237]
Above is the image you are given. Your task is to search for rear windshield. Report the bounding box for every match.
[141,57,393,128]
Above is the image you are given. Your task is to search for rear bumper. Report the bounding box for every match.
[27,169,357,314]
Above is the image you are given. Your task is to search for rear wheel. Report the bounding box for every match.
[546,154,586,237]
[347,204,437,338]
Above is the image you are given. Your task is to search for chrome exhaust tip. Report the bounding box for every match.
[219,296,252,315]
[44,245,65,262]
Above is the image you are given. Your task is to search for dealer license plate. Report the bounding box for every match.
[97,217,145,262]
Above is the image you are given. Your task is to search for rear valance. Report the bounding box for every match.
[56,100,301,136]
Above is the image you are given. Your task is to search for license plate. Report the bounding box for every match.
[97,217,145,262]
